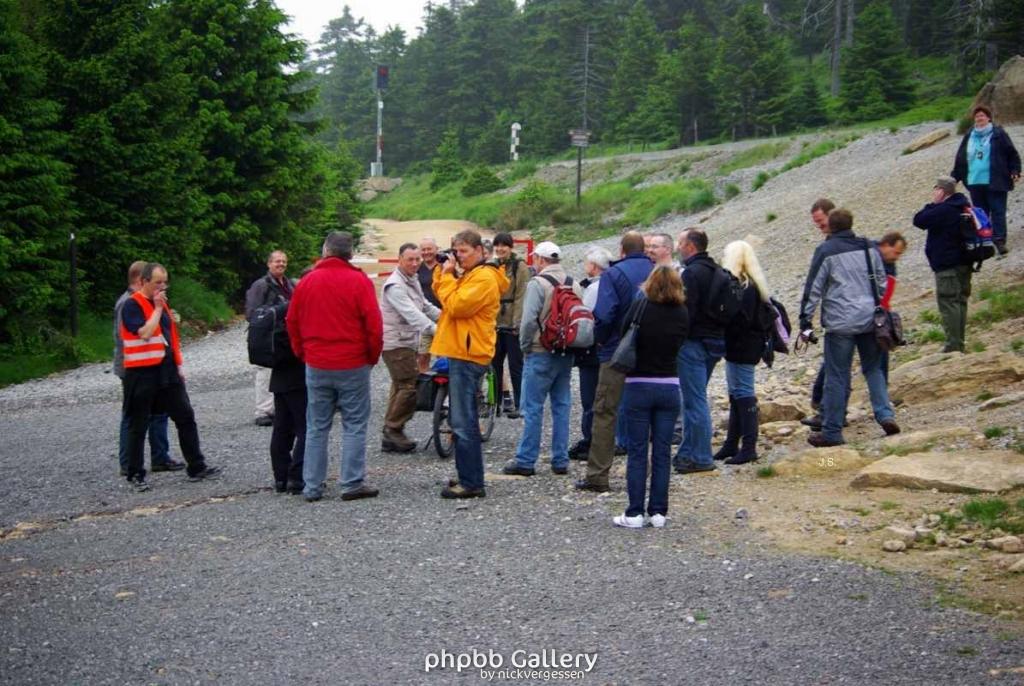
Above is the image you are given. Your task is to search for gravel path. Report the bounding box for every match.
[2,125,1024,684]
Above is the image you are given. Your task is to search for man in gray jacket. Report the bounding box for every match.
[502,241,583,476]
[799,208,900,447]
[245,250,293,426]
[113,260,180,475]
[381,243,441,452]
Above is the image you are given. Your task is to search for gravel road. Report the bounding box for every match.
[1,322,1022,685]
[3,124,1024,685]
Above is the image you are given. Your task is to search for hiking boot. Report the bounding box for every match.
[568,441,590,461]
[800,414,822,429]
[187,465,222,482]
[807,432,845,448]
[274,480,287,493]
[151,459,185,472]
[131,475,150,493]
[286,480,304,495]
[382,428,416,453]
[441,483,486,499]
[502,460,535,476]
[254,415,273,427]
[880,418,901,436]
[674,460,716,475]
[551,464,569,475]
[724,397,759,465]
[574,479,609,493]
[713,396,739,461]
[995,240,1008,256]
[341,484,379,501]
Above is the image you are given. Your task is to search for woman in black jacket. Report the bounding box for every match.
[714,241,774,465]
[613,266,689,529]
[951,105,1021,254]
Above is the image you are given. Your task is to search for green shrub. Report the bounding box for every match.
[621,179,715,226]
[504,160,538,181]
[765,212,777,222]
[716,142,788,175]
[914,327,946,344]
[983,426,1006,439]
[757,466,776,478]
[918,309,941,324]
[724,183,740,199]
[751,171,773,191]
[969,340,987,353]
[970,284,1024,325]
[461,166,504,197]
[962,497,1009,527]
[779,135,858,173]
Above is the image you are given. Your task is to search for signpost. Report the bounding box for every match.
[371,65,389,177]
[569,128,590,208]
[510,122,522,162]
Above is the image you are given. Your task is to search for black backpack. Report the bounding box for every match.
[703,265,745,325]
[247,302,295,368]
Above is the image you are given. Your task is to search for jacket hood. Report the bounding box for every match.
[946,192,970,209]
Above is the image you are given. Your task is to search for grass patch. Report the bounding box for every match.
[751,170,772,191]
[983,426,1006,439]
[757,466,777,478]
[0,278,233,387]
[724,183,740,199]
[913,327,946,344]
[716,141,788,175]
[879,501,900,511]
[975,391,994,402]
[968,340,987,353]
[779,134,859,173]
[765,212,777,223]
[692,610,709,622]
[621,179,716,225]
[955,646,977,656]
[970,283,1024,326]
[961,497,1024,533]
[918,309,941,325]
[1010,339,1023,352]
[853,96,973,131]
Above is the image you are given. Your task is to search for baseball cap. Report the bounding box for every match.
[532,241,560,259]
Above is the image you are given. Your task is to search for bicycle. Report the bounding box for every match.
[428,362,498,458]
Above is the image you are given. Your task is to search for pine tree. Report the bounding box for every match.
[788,71,829,129]
[0,0,73,341]
[607,1,664,141]
[430,128,464,190]
[840,0,915,121]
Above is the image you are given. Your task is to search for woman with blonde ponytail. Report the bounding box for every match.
[715,241,773,465]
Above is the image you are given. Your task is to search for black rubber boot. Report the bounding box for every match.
[713,396,739,461]
[725,397,759,465]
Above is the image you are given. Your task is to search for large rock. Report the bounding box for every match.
[888,351,1024,405]
[882,427,984,454]
[903,128,951,154]
[760,421,809,442]
[772,447,872,477]
[851,450,1024,493]
[971,55,1024,125]
[759,396,811,424]
[980,391,1024,411]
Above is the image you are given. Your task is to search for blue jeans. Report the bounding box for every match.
[303,365,371,497]
[448,359,488,490]
[624,382,679,517]
[822,332,894,442]
[578,364,599,445]
[967,185,1008,244]
[514,352,573,469]
[725,362,755,399]
[675,338,724,467]
[615,399,628,448]
[118,413,170,471]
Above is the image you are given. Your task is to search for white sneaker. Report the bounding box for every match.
[613,513,644,529]
[648,514,667,528]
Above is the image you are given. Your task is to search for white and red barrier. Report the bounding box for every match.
[354,238,534,280]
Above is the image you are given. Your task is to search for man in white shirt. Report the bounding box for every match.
[380,243,441,452]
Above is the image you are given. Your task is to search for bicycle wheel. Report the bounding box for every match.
[432,384,454,459]
[479,370,497,442]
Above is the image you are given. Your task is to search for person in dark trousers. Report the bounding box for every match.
[799,209,900,447]
[491,232,530,417]
[569,246,612,461]
[120,263,221,491]
[913,176,974,353]
[673,228,726,474]
[576,232,653,493]
[269,310,306,495]
[114,260,180,476]
[714,241,774,465]
[245,250,293,426]
[951,105,1020,254]
[613,266,689,529]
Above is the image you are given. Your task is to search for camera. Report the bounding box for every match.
[436,249,454,265]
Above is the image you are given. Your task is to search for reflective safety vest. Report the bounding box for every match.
[120,291,183,369]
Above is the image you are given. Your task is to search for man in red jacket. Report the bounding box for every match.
[287,231,384,503]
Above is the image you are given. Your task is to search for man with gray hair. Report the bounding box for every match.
[287,232,383,502]
[381,243,440,452]
[645,232,676,267]
[569,246,612,460]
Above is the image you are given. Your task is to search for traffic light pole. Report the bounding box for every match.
[373,89,383,177]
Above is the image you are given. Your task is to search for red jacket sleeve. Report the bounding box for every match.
[286,283,305,362]
[880,275,896,311]
[362,277,384,364]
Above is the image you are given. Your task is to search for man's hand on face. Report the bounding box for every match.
[441,257,457,275]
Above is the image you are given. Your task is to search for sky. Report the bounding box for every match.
[275,0,427,49]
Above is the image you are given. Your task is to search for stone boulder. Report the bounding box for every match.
[759,396,811,424]
[903,128,951,154]
[980,391,1024,411]
[971,55,1024,125]
[888,351,1024,405]
[760,421,809,442]
[357,176,403,202]
[882,427,984,454]
[851,450,1024,493]
[772,447,872,477]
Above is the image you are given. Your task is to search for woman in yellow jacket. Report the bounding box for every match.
[430,230,509,498]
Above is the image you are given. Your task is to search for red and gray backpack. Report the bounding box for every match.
[538,275,595,352]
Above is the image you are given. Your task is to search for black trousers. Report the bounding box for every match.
[123,370,206,478]
[270,388,306,485]
[492,330,523,410]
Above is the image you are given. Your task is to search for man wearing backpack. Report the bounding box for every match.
[245,251,294,427]
[502,242,584,477]
[800,209,900,448]
[672,228,730,474]
[577,232,653,493]
[912,176,974,353]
